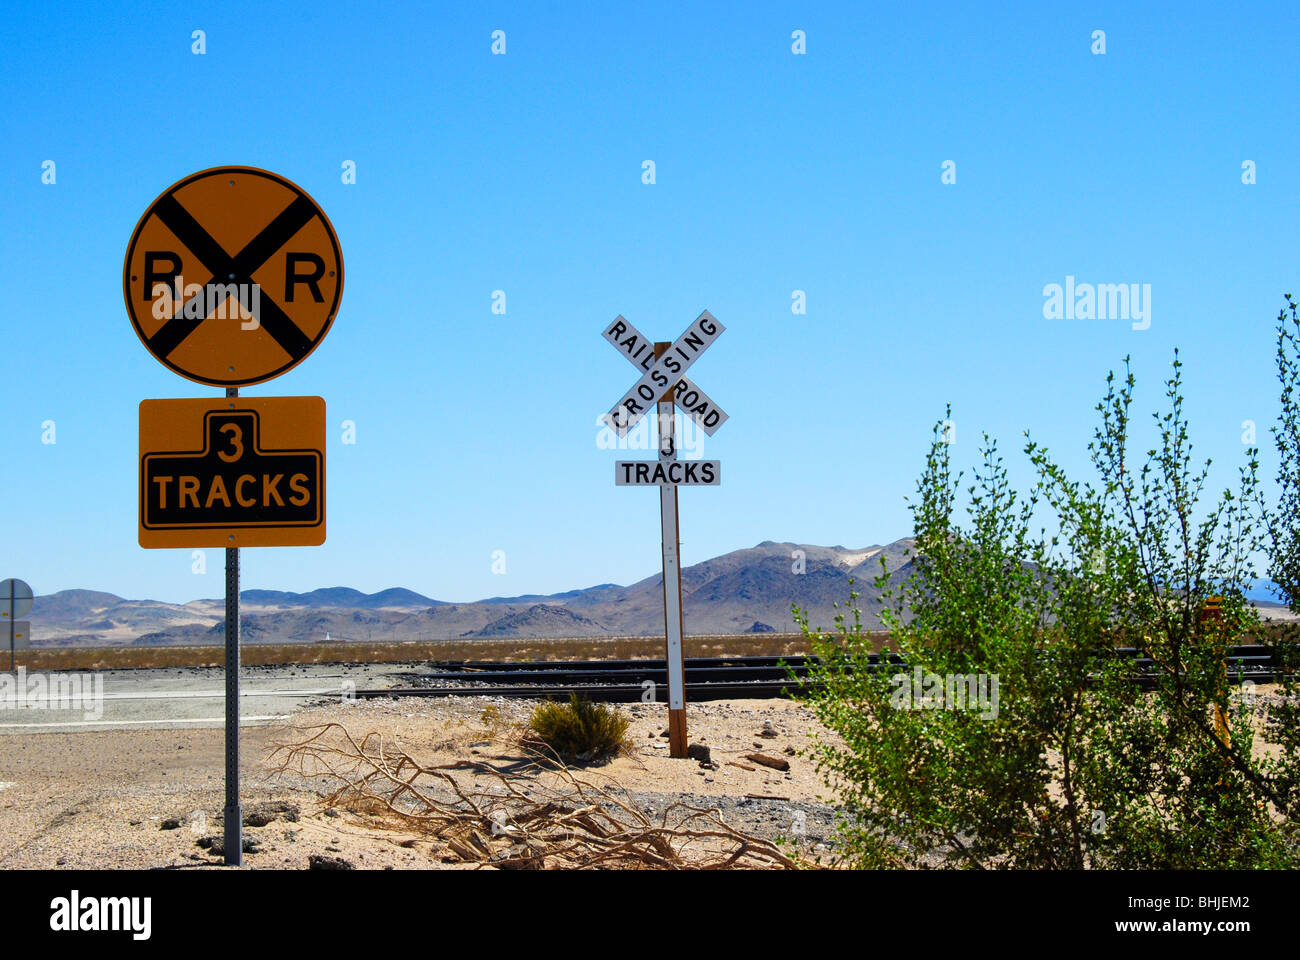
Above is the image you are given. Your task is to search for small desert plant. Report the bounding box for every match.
[526,694,630,762]
[478,703,510,739]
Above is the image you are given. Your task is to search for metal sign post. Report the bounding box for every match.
[224,387,243,866]
[600,316,727,760]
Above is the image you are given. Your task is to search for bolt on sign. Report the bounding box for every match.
[139,396,325,548]
[123,166,343,387]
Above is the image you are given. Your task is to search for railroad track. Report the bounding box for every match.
[348,646,1294,702]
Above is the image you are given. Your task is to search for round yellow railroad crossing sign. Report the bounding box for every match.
[123,166,343,387]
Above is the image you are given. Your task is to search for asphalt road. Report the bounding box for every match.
[0,663,410,733]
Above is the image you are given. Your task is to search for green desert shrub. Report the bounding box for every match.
[526,694,630,762]
[795,300,1300,869]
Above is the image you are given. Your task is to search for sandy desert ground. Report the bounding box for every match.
[0,694,842,870]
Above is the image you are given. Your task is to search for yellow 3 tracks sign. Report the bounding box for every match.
[138,396,325,548]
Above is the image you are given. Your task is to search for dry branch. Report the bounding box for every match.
[269,722,803,870]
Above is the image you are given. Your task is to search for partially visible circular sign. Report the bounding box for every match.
[123,166,343,387]
[0,579,33,620]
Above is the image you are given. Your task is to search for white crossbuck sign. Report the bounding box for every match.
[601,311,727,437]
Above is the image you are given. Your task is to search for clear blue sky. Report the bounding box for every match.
[2,1,1297,604]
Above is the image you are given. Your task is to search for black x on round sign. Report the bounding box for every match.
[123,166,343,386]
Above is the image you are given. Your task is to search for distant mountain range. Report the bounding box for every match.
[26,540,919,647]
[24,540,1296,647]
[1245,580,1289,604]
